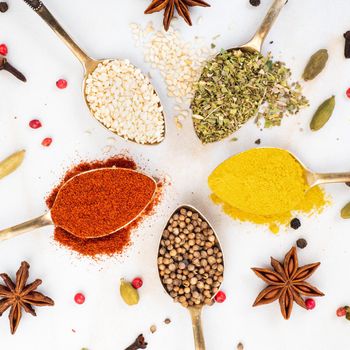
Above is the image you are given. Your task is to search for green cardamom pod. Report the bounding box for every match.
[120,279,139,306]
[310,96,335,131]
[303,49,329,81]
[0,150,25,180]
[341,202,350,219]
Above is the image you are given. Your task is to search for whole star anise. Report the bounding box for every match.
[252,247,324,320]
[145,0,210,31]
[0,261,54,334]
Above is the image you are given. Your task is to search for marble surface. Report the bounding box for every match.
[1,0,350,349]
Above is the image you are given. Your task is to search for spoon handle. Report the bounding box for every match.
[0,212,53,242]
[22,0,92,68]
[189,307,206,350]
[249,0,286,51]
[311,172,350,186]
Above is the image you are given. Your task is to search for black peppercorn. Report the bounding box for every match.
[0,2,8,13]
[290,218,301,230]
[296,238,307,249]
[249,0,261,6]
[344,31,350,59]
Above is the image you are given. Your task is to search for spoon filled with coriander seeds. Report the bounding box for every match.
[22,0,165,145]
[157,205,224,350]
[191,0,308,144]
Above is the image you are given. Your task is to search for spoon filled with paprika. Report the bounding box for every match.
[157,205,225,350]
[21,0,166,145]
[0,168,157,241]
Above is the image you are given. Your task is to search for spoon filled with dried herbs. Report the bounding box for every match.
[157,205,224,350]
[0,168,157,241]
[22,0,165,145]
[191,0,308,143]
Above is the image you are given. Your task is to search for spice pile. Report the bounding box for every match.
[158,207,224,308]
[85,59,165,144]
[130,23,212,128]
[209,148,328,233]
[50,168,156,239]
[191,50,308,143]
[47,156,162,257]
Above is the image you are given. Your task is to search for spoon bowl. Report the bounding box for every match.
[0,168,157,242]
[157,205,224,350]
[22,0,166,145]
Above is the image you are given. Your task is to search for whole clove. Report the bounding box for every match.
[125,334,148,350]
[0,2,8,13]
[0,57,26,82]
[344,31,350,58]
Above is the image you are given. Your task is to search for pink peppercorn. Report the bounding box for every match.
[337,307,347,317]
[29,119,42,129]
[0,44,8,56]
[305,298,316,310]
[214,291,226,303]
[41,137,52,147]
[56,79,68,89]
[132,277,143,289]
[74,293,85,305]
[346,88,350,99]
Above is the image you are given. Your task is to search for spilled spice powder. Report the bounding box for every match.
[46,156,162,257]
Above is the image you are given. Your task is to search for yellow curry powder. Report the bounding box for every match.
[209,148,328,233]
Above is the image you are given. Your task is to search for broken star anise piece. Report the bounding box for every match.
[252,247,324,320]
[0,261,54,334]
[145,0,210,31]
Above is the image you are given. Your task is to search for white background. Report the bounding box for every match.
[1,0,350,349]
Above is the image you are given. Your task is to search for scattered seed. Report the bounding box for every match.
[150,325,157,333]
[29,119,42,129]
[237,343,244,350]
[0,43,8,56]
[302,49,329,81]
[120,279,139,306]
[56,78,68,89]
[74,293,85,305]
[41,137,53,147]
[0,2,8,13]
[164,318,171,324]
[249,0,261,6]
[290,218,301,230]
[310,96,336,131]
[254,139,261,145]
[344,31,350,59]
[0,150,25,180]
[296,238,307,249]
[341,202,350,219]
[346,88,350,99]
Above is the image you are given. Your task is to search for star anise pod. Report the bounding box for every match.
[252,247,324,320]
[145,0,210,31]
[0,261,54,334]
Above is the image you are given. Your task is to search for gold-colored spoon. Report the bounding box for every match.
[157,205,224,350]
[0,168,157,242]
[228,0,287,54]
[22,0,166,145]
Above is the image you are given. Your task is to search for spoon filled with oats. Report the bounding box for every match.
[22,0,165,145]
[157,205,225,350]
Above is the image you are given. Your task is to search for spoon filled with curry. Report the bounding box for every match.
[0,168,157,241]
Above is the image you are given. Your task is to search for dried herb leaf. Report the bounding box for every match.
[310,96,335,131]
[191,50,308,143]
[0,150,25,180]
[303,49,328,81]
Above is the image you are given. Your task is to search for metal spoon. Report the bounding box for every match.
[228,0,287,54]
[0,168,157,242]
[157,205,224,350]
[22,0,166,145]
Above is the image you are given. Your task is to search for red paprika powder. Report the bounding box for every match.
[46,156,161,257]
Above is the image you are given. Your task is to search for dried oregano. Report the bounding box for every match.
[191,50,308,143]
